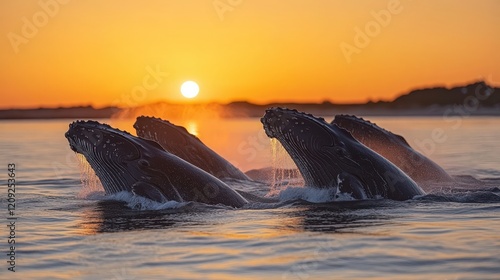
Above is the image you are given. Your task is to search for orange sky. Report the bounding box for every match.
[1,0,499,109]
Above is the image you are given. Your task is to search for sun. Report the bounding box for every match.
[180,81,199,99]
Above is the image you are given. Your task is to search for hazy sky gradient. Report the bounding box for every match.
[1,0,499,108]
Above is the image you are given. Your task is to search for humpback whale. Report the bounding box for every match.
[134,116,250,181]
[261,108,425,201]
[332,115,453,183]
[65,120,248,208]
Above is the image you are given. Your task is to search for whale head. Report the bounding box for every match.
[261,108,362,184]
[332,115,453,184]
[65,120,177,202]
[133,116,250,181]
[332,114,410,149]
[65,120,249,206]
[261,107,410,199]
[133,116,205,162]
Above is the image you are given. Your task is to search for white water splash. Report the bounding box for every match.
[106,191,190,210]
[267,138,302,197]
[277,186,356,203]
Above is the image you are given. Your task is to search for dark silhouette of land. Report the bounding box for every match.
[0,106,119,119]
[1,81,498,120]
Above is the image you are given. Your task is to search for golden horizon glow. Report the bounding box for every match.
[181,81,200,99]
[1,1,499,109]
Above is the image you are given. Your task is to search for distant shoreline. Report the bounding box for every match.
[0,106,120,120]
[1,104,498,120]
[1,81,499,119]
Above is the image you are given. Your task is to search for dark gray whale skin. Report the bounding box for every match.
[134,116,250,181]
[261,108,425,201]
[332,115,453,184]
[65,120,248,208]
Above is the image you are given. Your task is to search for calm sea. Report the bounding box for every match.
[1,116,499,279]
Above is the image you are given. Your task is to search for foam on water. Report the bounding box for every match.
[415,188,500,203]
[105,191,190,210]
[277,186,357,203]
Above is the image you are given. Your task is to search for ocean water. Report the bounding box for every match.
[1,116,500,279]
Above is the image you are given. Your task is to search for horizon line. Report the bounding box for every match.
[0,79,495,111]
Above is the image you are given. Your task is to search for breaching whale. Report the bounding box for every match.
[261,108,425,201]
[134,116,250,181]
[65,120,248,208]
[332,115,453,184]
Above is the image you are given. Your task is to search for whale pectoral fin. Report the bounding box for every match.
[337,173,368,199]
[132,182,168,203]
